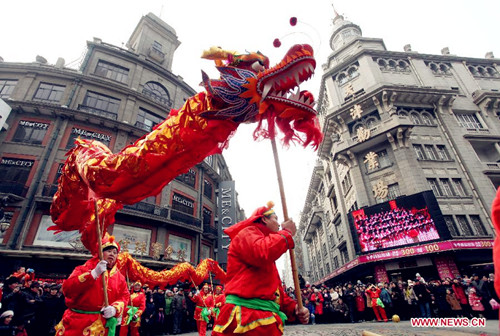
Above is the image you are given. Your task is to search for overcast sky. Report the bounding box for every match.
[2,0,499,240]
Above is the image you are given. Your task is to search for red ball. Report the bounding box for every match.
[273,38,281,48]
[290,17,297,26]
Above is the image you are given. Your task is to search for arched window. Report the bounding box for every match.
[410,111,422,125]
[338,73,348,85]
[421,112,433,126]
[365,117,378,129]
[348,66,359,79]
[468,66,478,76]
[377,59,387,69]
[142,82,171,107]
[388,59,397,70]
[439,64,450,74]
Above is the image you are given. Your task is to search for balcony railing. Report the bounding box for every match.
[123,202,169,217]
[170,209,201,228]
[203,222,218,237]
[134,121,153,132]
[0,181,29,197]
[42,184,59,197]
[78,104,118,120]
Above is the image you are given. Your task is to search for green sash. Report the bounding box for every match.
[225,294,287,324]
[125,306,139,325]
[70,308,118,336]
[196,306,210,323]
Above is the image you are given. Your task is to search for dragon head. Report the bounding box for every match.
[200,44,323,149]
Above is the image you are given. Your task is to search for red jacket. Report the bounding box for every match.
[121,290,146,327]
[55,257,130,335]
[191,292,214,321]
[213,223,296,335]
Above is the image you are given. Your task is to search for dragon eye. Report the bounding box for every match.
[251,61,265,72]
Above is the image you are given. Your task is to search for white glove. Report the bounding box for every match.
[195,290,200,295]
[91,260,108,279]
[101,305,117,319]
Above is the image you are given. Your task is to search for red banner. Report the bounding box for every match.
[317,239,493,284]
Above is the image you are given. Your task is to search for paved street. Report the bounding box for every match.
[168,320,499,336]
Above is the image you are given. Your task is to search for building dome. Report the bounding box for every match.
[329,12,362,52]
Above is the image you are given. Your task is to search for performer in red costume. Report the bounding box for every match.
[191,283,214,336]
[119,281,146,336]
[212,202,309,336]
[55,235,130,336]
[213,285,225,320]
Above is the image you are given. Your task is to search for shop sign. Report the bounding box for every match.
[317,239,493,284]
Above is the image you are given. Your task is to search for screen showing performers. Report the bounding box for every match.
[350,191,445,253]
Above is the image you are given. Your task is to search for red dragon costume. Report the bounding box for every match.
[48,43,322,300]
[212,203,298,336]
[55,236,130,336]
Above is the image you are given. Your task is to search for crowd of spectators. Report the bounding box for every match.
[0,266,201,336]
[355,207,440,252]
[2,265,498,335]
[287,272,499,325]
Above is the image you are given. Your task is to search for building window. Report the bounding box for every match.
[410,112,422,124]
[172,193,195,215]
[152,41,163,52]
[378,150,391,168]
[452,179,466,197]
[80,91,120,119]
[342,171,352,194]
[322,243,327,256]
[33,83,65,102]
[135,108,163,132]
[66,127,111,149]
[94,60,129,83]
[443,216,459,237]
[203,207,213,226]
[203,178,213,199]
[333,256,339,269]
[456,215,473,236]
[12,120,49,144]
[427,178,442,197]
[469,215,486,235]
[440,179,454,197]
[174,168,196,188]
[456,113,483,129]
[326,262,331,274]
[421,113,433,126]
[168,234,192,262]
[0,79,17,98]
[340,247,349,264]
[0,158,34,197]
[142,82,171,107]
[387,183,401,199]
[424,145,437,160]
[413,145,425,160]
[436,145,450,160]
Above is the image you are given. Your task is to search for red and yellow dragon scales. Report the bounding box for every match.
[49,44,323,286]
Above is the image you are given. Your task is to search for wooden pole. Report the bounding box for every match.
[270,137,303,310]
[95,199,109,307]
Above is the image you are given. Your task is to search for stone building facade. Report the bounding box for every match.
[298,12,498,286]
[0,13,244,280]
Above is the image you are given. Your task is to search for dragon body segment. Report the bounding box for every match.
[49,44,323,283]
